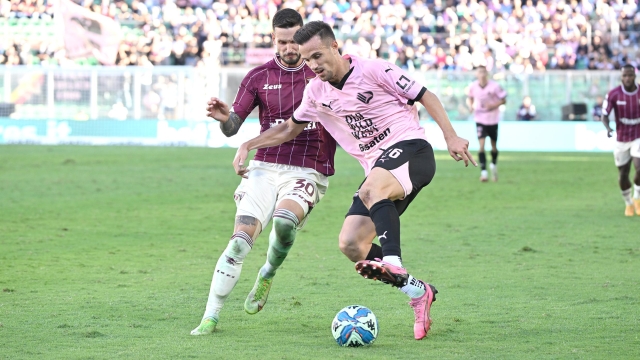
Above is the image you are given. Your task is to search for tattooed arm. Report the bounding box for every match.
[205,97,246,137]
[220,112,243,137]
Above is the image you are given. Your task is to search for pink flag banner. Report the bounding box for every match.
[58,0,122,65]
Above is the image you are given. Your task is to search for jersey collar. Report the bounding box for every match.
[274,56,306,72]
[621,83,639,96]
[329,56,354,90]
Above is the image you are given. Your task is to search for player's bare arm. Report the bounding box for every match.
[233,118,307,176]
[205,97,244,137]
[419,89,477,167]
[220,112,244,137]
[466,96,474,112]
[601,113,614,138]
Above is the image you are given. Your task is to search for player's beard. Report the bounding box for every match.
[318,69,334,82]
[622,78,636,91]
[279,52,301,66]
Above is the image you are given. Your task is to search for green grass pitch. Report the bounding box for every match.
[1,145,639,359]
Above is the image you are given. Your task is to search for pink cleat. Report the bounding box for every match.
[355,259,409,287]
[410,282,437,340]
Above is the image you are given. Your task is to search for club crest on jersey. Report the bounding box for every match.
[357,91,374,104]
[263,84,282,90]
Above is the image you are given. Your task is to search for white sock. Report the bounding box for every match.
[382,255,403,267]
[260,210,298,279]
[400,275,426,299]
[203,231,253,320]
[481,169,488,177]
[622,188,633,206]
[634,184,640,199]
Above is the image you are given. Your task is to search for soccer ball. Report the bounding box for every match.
[331,305,378,347]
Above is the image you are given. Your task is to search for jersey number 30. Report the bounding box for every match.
[294,179,315,197]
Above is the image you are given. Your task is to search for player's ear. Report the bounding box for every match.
[331,40,339,52]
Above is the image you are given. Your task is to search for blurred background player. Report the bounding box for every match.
[232,21,476,340]
[516,96,537,121]
[467,66,507,182]
[191,9,336,335]
[592,96,604,122]
[601,64,640,217]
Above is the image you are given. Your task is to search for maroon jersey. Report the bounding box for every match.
[231,57,336,176]
[603,84,640,142]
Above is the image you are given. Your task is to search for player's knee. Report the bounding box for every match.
[359,185,391,209]
[357,188,371,208]
[272,216,297,246]
[338,234,362,262]
[226,231,253,259]
[358,186,383,209]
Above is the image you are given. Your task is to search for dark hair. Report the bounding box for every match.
[293,21,335,45]
[272,8,303,30]
[622,64,636,72]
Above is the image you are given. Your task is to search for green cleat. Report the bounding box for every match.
[244,273,273,314]
[190,317,218,336]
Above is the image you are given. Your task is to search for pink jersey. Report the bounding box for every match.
[467,80,507,125]
[232,57,336,176]
[603,84,640,142]
[293,55,427,175]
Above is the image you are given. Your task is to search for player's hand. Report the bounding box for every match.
[606,128,614,138]
[233,143,250,178]
[446,136,477,167]
[206,97,231,122]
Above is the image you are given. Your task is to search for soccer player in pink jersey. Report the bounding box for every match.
[191,10,336,336]
[466,66,507,182]
[601,64,640,216]
[233,21,476,340]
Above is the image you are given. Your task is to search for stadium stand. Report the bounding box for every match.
[1,0,638,70]
[0,0,638,122]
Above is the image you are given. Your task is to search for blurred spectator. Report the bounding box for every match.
[516,96,537,121]
[0,0,638,70]
[592,95,604,121]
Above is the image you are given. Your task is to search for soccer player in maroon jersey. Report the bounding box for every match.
[191,9,336,336]
[601,64,640,216]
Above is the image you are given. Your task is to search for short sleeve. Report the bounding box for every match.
[375,62,427,105]
[495,83,507,99]
[466,84,474,98]
[292,87,316,123]
[230,74,260,120]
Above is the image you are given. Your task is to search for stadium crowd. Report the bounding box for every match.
[1,0,639,71]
